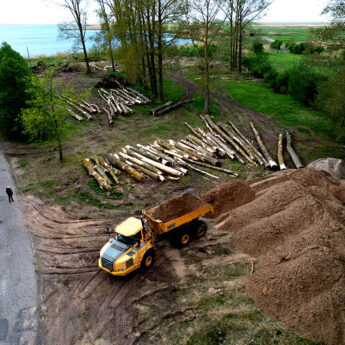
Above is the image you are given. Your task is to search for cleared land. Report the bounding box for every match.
[5,41,344,345]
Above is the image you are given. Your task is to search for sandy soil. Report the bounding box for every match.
[215,168,345,345]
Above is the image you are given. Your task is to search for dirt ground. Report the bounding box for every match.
[6,68,344,345]
[18,168,344,345]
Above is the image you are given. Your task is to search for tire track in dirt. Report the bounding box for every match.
[20,195,186,345]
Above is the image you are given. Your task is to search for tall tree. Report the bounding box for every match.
[0,42,32,139]
[186,0,225,113]
[311,0,345,141]
[156,0,186,99]
[310,0,345,71]
[58,0,91,73]
[96,0,116,72]
[223,0,270,73]
[22,68,87,160]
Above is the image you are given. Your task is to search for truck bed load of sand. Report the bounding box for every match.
[144,193,208,223]
[213,168,345,345]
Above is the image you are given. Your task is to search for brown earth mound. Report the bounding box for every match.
[215,168,345,345]
[144,193,207,223]
[201,180,255,218]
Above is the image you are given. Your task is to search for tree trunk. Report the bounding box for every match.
[157,0,164,100]
[204,14,210,114]
[78,24,91,74]
[238,13,243,75]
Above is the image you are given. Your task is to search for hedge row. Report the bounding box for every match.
[243,53,327,106]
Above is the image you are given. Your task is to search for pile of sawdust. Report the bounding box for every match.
[201,180,255,218]
[144,193,208,223]
[215,168,345,345]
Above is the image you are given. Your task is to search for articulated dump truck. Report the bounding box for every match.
[99,193,214,276]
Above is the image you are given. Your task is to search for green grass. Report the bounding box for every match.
[224,80,334,140]
[255,26,315,42]
[268,50,303,71]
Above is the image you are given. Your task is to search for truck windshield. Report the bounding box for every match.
[117,233,141,246]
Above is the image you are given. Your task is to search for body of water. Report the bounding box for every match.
[0,25,98,57]
[0,25,192,58]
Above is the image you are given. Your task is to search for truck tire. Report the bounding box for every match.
[141,249,156,270]
[193,220,208,239]
[172,230,192,248]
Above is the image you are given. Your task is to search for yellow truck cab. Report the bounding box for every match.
[98,217,155,276]
[99,193,214,276]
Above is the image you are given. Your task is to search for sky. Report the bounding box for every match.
[0,0,331,25]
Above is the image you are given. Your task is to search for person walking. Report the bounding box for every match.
[6,186,14,203]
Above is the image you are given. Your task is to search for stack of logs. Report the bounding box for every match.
[98,87,151,125]
[150,99,194,117]
[65,86,150,125]
[82,115,303,190]
[63,97,101,122]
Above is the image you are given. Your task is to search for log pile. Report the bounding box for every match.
[150,99,194,117]
[82,115,303,190]
[63,97,100,122]
[63,86,151,125]
[97,86,151,125]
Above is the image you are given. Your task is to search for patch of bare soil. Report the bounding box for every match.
[201,180,255,218]
[144,193,207,223]
[20,195,187,345]
[215,168,345,345]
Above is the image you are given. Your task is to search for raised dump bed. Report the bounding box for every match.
[143,193,214,235]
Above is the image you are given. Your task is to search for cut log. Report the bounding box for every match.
[67,108,83,122]
[228,120,269,168]
[286,131,303,169]
[204,115,253,165]
[150,101,173,115]
[250,122,278,171]
[106,154,145,182]
[124,150,182,176]
[126,87,151,103]
[277,133,287,170]
[103,107,113,125]
[82,158,112,191]
[119,151,163,175]
[125,160,165,181]
[90,103,101,113]
[153,99,194,117]
[184,159,238,176]
[177,159,219,179]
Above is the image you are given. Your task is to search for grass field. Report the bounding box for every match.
[267,49,303,70]
[255,26,314,42]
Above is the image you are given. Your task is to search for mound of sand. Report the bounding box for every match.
[215,168,345,345]
[201,180,255,218]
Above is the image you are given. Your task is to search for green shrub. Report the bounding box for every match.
[286,42,306,55]
[270,39,284,50]
[271,70,290,94]
[0,42,32,139]
[288,63,326,105]
[245,54,276,79]
[253,40,264,54]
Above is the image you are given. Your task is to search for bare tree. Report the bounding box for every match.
[186,0,225,113]
[58,0,91,73]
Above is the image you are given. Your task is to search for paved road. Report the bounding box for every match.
[0,147,39,345]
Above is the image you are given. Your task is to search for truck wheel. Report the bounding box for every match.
[141,249,155,270]
[172,231,192,248]
[193,220,208,239]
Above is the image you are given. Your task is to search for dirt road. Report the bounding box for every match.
[0,146,40,345]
